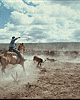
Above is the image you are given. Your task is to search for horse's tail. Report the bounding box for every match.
[0,56,2,63]
[0,54,4,63]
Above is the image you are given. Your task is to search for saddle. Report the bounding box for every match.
[3,50,17,57]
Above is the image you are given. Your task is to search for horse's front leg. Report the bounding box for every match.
[21,61,25,72]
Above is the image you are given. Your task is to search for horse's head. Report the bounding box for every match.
[18,43,25,54]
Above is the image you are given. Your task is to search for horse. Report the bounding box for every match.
[0,43,26,74]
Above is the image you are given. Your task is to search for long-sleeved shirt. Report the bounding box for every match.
[9,37,18,48]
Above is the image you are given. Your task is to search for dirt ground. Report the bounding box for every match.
[0,52,80,99]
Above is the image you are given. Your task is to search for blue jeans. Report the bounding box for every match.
[9,47,24,61]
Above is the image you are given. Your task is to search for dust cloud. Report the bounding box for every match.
[0,55,40,91]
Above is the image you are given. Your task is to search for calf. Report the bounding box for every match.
[33,56,44,67]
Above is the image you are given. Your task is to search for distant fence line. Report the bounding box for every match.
[0,42,80,51]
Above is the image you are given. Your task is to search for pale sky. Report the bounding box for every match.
[0,0,80,43]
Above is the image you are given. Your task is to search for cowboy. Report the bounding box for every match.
[9,36,25,62]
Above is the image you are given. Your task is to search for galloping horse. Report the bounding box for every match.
[0,43,26,74]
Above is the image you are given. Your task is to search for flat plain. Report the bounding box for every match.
[0,43,80,99]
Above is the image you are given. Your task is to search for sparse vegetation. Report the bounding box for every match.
[0,49,80,99]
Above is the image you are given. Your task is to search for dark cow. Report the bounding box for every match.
[46,58,57,62]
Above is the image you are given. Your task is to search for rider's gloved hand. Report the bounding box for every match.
[18,37,21,38]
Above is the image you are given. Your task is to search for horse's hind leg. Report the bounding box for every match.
[21,62,25,72]
[1,65,6,75]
